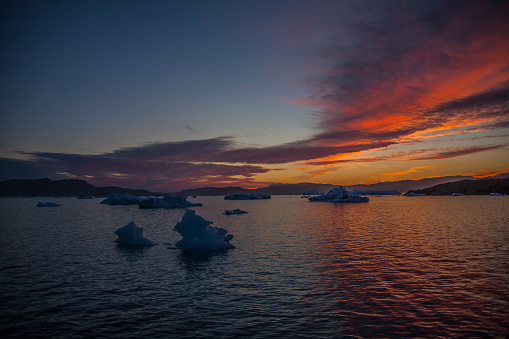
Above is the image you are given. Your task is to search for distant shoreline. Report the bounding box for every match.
[1,176,508,197]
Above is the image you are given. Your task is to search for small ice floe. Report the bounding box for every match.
[37,202,61,207]
[138,195,202,209]
[308,186,369,203]
[224,209,247,215]
[224,193,271,200]
[114,222,156,247]
[173,210,234,250]
[403,192,426,197]
[100,193,142,205]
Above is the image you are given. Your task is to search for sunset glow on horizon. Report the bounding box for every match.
[1,0,508,191]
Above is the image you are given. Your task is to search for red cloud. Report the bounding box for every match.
[300,1,509,148]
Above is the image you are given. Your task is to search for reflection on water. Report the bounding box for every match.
[115,244,148,261]
[0,196,508,338]
[178,249,229,269]
[308,196,509,338]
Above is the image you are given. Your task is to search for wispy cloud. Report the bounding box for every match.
[410,144,508,161]
[468,169,509,179]
[382,166,439,178]
[3,135,397,189]
[306,143,508,166]
[297,1,509,148]
[107,137,396,165]
[1,139,274,190]
[214,139,395,164]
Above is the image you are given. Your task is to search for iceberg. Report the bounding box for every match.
[404,192,426,196]
[224,193,271,200]
[114,222,156,247]
[173,210,234,250]
[224,209,247,215]
[100,193,142,205]
[37,202,61,207]
[138,195,202,209]
[308,186,369,203]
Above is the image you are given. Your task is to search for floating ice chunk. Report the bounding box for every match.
[308,186,369,203]
[137,197,163,209]
[224,209,247,215]
[114,222,156,247]
[100,193,141,205]
[37,202,61,207]
[403,192,425,196]
[174,210,234,250]
[138,195,202,209]
[224,193,271,200]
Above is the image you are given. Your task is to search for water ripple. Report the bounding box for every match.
[0,196,508,337]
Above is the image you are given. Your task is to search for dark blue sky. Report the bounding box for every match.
[1,0,323,155]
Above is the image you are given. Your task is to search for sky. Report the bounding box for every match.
[1,0,508,191]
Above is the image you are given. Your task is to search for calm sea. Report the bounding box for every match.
[1,195,508,338]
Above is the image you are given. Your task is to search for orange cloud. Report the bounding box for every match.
[302,1,509,152]
[469,168,509,179]
[382,166,439,179]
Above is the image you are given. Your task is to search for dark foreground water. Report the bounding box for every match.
[1,195,508,338]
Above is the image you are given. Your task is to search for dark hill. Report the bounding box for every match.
[346,175,475,193]
[258,183,336,195]
[174,183,337,196]
[412,178,509,195]
[175,177,495,197]
[0,178,160,197]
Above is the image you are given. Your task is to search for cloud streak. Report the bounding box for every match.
[299,0,509,148]
[306,144,508,166]
[2,139,274,190]
[3,136,503,191]
[2,135,395,189]
[410,144,508,161]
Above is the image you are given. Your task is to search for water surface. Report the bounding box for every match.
[1,196,508,338]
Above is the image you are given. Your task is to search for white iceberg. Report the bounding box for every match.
[173,210,234,250]
[308,186,369,203]
[37,202,61,207]
[100,193,142,205]
[138,195,202,209]
[224,209,247,215]
[114,222,156,247]
[224,193,271,200]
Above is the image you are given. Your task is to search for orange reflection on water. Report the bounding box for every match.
[304,196,509,337]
